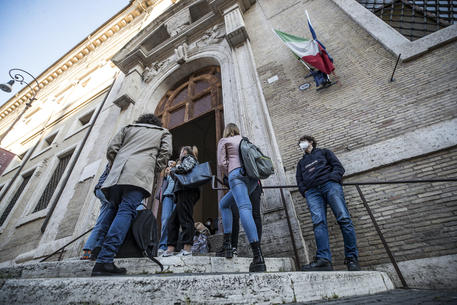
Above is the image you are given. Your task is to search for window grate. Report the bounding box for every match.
[357,0,457,41]
[33,152,73,212]
[0,172,34,226]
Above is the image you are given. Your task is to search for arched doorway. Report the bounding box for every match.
[155,65,224,229]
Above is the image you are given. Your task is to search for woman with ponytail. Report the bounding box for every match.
[161,146,200,256]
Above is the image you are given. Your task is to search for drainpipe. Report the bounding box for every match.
[41,76,118,233]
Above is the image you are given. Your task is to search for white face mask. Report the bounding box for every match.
[299,141,309,151]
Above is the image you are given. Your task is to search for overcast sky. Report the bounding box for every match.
[0,0,128,106]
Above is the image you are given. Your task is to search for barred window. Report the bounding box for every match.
[33,152,73,212]
[0,171,34,226]
[357,0,457,41]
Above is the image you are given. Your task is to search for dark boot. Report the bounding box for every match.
[249,242,266,272]
[215,233,233,258]
[345,257,361,271]
[89,247,101,261]
[91,262,127,276]
[301,257,333,271]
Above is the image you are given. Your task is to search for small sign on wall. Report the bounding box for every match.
[267,75,279,84]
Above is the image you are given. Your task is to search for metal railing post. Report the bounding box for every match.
[355,184,408,288]
[279,188,301,270]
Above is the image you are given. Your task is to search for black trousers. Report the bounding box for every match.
[231,183,263,248]
[167,189,200,247]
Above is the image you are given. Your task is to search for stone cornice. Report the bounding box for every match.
[0,0,163,121]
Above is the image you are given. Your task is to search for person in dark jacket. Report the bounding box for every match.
[296,135,360,271]
[80,163,112,260]
[161,146,200,257]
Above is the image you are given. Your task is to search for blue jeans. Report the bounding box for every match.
[305,181,358,262]
[83,189,115,251]
[96,185,145,263]
[159,196,176,250]
[219,168,259,243]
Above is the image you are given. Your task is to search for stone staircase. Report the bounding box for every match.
[0,256,395,304]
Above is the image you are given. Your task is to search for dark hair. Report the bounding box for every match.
[181,145,198,160]
[298,135,317,148]
[136,113,162,127]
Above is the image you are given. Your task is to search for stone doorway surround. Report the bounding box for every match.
[109,0,308,263]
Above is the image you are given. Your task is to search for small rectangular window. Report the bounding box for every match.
[78,110,95,126]
[43,132,58,149]
[189,1,211,23]
[33,151,73,212]
[0,171,34,226]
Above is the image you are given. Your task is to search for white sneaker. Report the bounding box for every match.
[160,250,174,257]
[175,249,192,257]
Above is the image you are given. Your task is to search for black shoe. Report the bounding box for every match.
[215,233,233,258]
[91,262,127,276]
[89,247,101,261]
[249,242,266,272]
[345,257,361,271]
[301,257,333,271]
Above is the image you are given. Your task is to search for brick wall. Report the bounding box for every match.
[246,0,457,171]
[291,146,457,269]
[244,0,457,267]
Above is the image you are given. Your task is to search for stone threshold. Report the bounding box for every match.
[0,271,394,305]
[0,256,296,279]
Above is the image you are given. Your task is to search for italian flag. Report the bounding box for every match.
[274,29,334,75]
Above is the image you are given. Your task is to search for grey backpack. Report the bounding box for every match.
[239,137,275,180]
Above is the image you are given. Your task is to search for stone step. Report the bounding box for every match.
[0,271,394,305]
[0,256,295,279]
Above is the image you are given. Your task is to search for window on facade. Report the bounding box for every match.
[189,1,211,23]
[0,171,34,226]
[78,109,95,127]
[33,151,73,212]
[42,132,58,149]
[356,0,457,41]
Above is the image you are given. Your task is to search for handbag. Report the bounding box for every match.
[173,162,212,188]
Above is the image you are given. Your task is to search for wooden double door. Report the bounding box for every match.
[153,66,224,226]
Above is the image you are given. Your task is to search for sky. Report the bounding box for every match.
[0,0,128,107]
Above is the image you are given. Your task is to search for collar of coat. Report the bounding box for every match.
[127,123,166,131]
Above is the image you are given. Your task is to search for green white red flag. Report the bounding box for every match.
[274,29,334,75]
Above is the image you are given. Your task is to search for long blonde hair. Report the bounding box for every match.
[223,123,240,138]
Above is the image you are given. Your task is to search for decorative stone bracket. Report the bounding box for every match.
[112,66,143,110]
[223,4,249,48]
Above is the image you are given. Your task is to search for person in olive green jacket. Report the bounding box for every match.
[91,113,172,276]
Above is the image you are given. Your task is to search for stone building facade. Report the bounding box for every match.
[0,0,455,289]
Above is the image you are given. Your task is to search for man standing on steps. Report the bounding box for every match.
[91,113,172,276]
[296,135,360,272]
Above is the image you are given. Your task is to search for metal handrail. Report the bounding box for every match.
[40,227,93,262]
[212,175,457,288]
[39,175,457,286]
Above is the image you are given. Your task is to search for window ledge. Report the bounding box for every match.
[16,209,48,228]
[64,124,91,141]
[30,146,53,160]
[332,0,457,61]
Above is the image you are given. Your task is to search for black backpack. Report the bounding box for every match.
[116,208,164,271]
